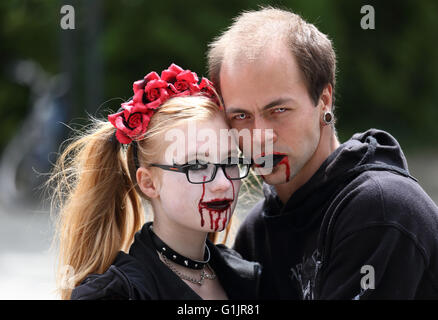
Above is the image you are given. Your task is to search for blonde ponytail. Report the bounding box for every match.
[49,119,145,299]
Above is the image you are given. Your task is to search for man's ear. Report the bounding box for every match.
[317,84,333,110]
[136,167,160,199]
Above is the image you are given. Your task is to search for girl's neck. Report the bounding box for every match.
[151,219,207,261]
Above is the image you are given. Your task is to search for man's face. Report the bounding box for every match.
[219,47,323,185]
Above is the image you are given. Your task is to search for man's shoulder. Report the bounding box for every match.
[345,170,437,217]
[332,169,438,245]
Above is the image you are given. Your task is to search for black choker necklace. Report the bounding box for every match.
[148,226,210,270]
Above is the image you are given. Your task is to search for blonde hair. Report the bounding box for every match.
[207,6,337,108]
[49,95,224,299]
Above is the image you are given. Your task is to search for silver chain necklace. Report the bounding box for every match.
[160,252,216,286]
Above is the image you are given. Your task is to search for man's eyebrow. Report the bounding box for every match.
[225,98,296,114]
[261,98,296,111]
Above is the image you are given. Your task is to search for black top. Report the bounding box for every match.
[71,222,261,300]
[233,129,438,299]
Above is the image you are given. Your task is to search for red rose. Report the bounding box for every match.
[199,77,218,100]
[167,83,178,95]
[115,129,132,145]
[199,77,214,90]
[161,69,177,82]
[189,82,200,93]
[145,98,162,110]
[175,70,200,94]
[108,109,124,128]
[133,79,146,93]
[147,88,160,101]
[132,88,144,104]
[145,79,168,102]
[174,80,189,92]
[126,112,142,130]
[168,63,184,74]
[161,64,184,82]
[121,101,144,117]
[144,71,160,82]
[176,70,198,83]
[108,110,153,144]
[109,112,132,144]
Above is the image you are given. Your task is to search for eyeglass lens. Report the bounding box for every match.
[187,163,249,183]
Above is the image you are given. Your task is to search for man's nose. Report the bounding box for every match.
[253,116,277,148]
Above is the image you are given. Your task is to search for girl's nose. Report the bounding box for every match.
[208,166,232,193]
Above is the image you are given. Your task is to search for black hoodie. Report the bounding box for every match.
[233,129,438,299]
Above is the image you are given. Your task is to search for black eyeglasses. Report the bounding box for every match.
[150,157,251,184]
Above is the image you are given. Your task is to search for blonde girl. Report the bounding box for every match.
[50,64,260,300]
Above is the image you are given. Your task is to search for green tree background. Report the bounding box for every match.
[1,0,437,154]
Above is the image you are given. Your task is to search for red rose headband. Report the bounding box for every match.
[108,63,218,145]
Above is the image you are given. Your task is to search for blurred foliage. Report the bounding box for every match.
[1,0,437,154]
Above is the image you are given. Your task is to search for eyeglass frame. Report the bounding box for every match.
[149,157,252,184]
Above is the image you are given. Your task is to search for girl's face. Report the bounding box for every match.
[154,116,241,234]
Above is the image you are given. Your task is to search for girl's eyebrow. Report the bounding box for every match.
[182,151,209,164]
[182,150,235,164]
[225,107,251,114]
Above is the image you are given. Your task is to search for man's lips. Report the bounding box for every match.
[201,198,233,211]
[253,152,287,168]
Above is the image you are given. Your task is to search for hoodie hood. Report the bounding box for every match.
[262,129,416,227]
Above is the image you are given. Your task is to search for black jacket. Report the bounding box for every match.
[233,129,438,299]
[71,222,261,300]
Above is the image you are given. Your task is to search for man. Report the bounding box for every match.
[207,7,438,299]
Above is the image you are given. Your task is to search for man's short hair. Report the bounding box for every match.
[207,6,337,109]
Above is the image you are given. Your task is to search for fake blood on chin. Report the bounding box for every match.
[198,177,235,232]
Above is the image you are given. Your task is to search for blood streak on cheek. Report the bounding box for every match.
[197,176,207,227]
[279,156,290,182]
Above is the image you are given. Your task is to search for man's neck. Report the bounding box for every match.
[275,129,340,204]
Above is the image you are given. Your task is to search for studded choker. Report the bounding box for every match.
[148,226,210,270]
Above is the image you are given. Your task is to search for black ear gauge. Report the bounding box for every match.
[323,110,334,125]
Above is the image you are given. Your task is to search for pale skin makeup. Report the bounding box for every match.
[136,116,240,299]
[220,43,340,204]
